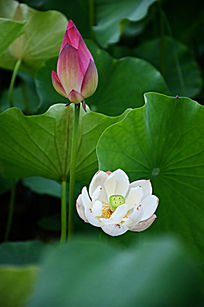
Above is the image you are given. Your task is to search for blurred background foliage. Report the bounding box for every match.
[0,0,203,306]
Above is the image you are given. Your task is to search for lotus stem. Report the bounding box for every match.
[68,104,80,239]
[60,180,67,243]
[8,59,21,108]
[4,179,16,241]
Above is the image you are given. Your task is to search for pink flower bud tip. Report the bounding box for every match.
[51,20,98,108]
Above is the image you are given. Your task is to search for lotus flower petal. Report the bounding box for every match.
[104,169,129,198]
[129,214,157,232]
[128,205,144,224]
[89,170,108,200]
[81,60,98,98]
[126,186,144,210]
[140,195,159,221]
[57,43,83,95]
[67,20,81,49]
[84,206,101,227]
[68,89,83,103]
[130,179,152,200]
[59,30,69,54]
[51,71,67,98]
[76,194,87,222]
[102,224,129,236]
[92,200,103,216]
[81,186,91,209]
[101,204,128,225]
[78,36,93,75]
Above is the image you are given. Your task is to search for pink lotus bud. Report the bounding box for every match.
[52,20,98,109]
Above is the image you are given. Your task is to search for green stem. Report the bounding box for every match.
[5,61,21,240]
[8,59,21,108]
[21,80,31,114]
[89,0,95,40]
[60,180,67,243]
[4,179,16,241]
[68,105,80,239]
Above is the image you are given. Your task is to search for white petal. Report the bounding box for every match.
[91,185,108,203]
[130,179,152,199]
[128,205,144,225]
[126,187,144,209]
[102,224,128,236]
[129,214,156,232]
[104,169,129,198]
[76,194,88,222]
[101,204,128,225]
[92,200,103,216]
[84,206,101,227]
[81,186,92,209]
[140,195,159,221]
[89,171,108,199]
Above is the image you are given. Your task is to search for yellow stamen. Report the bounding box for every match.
[101,207,112,219]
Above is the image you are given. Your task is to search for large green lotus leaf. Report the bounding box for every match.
[134,36,202,97]
[23,176,82,199]
[0,17,24,57]
[0,0,67,75]
[0,266,38,307]
[23,176,62,198]
[97,93,204,259]
[27,236,199,307]
[0,241,47,266]
[35,41,169,115]
[0,104,130,183]
[94,0,156,47]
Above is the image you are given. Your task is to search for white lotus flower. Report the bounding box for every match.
[76,169,159,236]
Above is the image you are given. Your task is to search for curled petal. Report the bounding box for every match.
[59,20,81,53]
[57,43,83,94]
[84,207,101,227]
[127,205,144,226]
[51,71,67,98]
[92,200,103,216]
[101,204,128,225]
[129,214,157,232]
[67,20,80,49]
[76,194,87,222]
[59,30,69,54]
[81,186,92,209]
[78,36,93,75]
[81,60,98,98]
[130,179,152,199]
[68,89,83,103]
[104,169,129,198]
[89,170,108,200]
[102,224,128,236]
[141,195,159,221]
[126,186,143,210]
[61,21,93,75]
[91,186,108,203]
